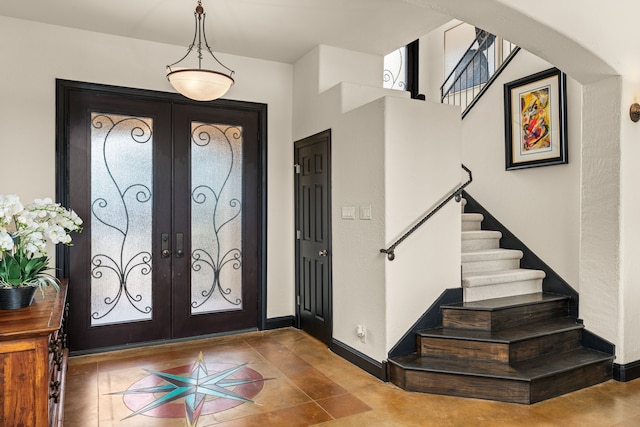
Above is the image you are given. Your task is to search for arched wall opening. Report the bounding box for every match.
[406,0,637,363]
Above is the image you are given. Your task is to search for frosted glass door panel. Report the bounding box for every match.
[191,122,243,314]
[90,113,153,326]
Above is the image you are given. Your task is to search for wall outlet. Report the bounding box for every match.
[356,324,366,342]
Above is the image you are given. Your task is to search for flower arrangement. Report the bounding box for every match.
[0,195,82,290]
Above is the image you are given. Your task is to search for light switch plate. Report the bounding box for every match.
[360,206,372,220]
[341,206,356,220]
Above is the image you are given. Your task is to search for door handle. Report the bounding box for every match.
[319,249,328,257]
[161,233,171,258]
[176,233,184,258]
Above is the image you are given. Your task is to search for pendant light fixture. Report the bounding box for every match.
[166,0,235,101]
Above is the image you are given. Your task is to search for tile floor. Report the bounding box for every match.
[65,328,640,426]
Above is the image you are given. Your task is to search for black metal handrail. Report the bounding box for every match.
[380,164,472,261]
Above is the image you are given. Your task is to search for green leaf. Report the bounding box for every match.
[23,256,48,281]
[35,273,60,291]
[0,252,51,287]
[6,256,22,281]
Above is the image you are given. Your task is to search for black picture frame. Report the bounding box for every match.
[504,67,568,170]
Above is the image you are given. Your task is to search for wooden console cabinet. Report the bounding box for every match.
[0,281,68,426]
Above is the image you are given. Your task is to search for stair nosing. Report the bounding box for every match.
[390,349,614,382]
[462,249,524,262]
[525,352,614,381]
[462,268,546,279]
[441,292,569,312]
[418,319,583,344]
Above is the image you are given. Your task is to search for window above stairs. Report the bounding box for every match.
[441,24,520,118]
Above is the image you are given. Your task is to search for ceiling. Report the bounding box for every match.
[0,0,452,64]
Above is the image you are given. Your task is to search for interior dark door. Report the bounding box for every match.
[295,130,332,345]
[62,83,263,351]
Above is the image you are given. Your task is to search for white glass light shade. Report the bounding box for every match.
[167,68,234,101]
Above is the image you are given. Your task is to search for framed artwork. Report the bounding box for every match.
[504,67,567,170]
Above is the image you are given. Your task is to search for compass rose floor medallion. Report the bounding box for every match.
[110,352,269,426]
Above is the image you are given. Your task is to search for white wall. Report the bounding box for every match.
[0,16,294,319]
[492,0,640,81]
[383,97,461,351]
[580,76,622,354]
[620,76,640,362]
[293,47,391,360]
[331,98,388,360]
[294,45,461,361]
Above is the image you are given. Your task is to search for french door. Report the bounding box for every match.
[58,81,265,352]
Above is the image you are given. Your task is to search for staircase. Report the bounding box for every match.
[461,199,545,301]
[387,200,614,404]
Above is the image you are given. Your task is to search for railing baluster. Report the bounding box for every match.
[380,164,472,261]
[440,28,520,116]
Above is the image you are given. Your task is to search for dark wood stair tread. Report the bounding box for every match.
[390,348,613,381]
[441,292,568,312]
[418,317,582,344]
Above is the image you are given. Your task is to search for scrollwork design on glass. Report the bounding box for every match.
[383,47,406,90]
[90,114,153,320]
[190,123,243,310]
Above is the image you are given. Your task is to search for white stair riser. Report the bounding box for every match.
[460,206,545,303]
[462,258,521,274]
[462,238,500,251]
[462,220,482,231]
[463,279,543,302]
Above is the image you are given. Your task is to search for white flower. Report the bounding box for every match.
[0,194,82,258]
[70,210,82,223]
[25,230,44,242]
[0,195,23,224]
[0,230,13,251]
[33,197,53,206]
[45,225,68,244]
[0,195,82,287]
[23,241,42,255]
[17,211,36,226]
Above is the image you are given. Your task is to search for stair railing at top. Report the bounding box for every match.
[380,164,472,261]
[441,28,520,118]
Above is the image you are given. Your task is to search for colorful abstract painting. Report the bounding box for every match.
[504,68,567,170]
[520,87,551,152]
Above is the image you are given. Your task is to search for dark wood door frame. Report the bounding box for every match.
[55,79,268,350]
[294,129,333,345]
